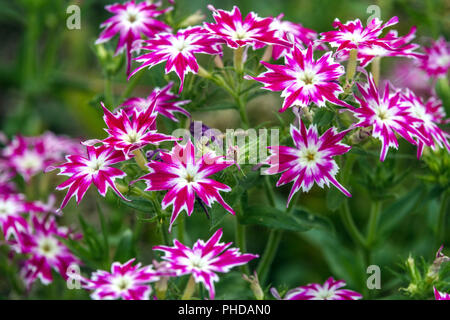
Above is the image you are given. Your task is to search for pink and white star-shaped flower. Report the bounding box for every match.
[270,13,323,60]
[131,26,222,92]
[0,193,49,240]
[246,45,352,112]
[153,228,258,299]
[286,277,362,300]
[401,90,450,157]
[96,0,172,75]
[98,100,177,158]
[120,81,191,122]
[350,74,426,161]
[83,258,160,300]
[320,16,399,54]
[264,119,352,205]
[419,37,450,78]
[434,287,450,300]
[49,145,128,210]
[137,140,235,232]
[10,215,80,289]
[204,5,291,50]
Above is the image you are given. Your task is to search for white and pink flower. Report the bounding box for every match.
[419,37,450,78]
[434,287,450,300]
[287,277,362,300]
[99,100,177,158]
[350,74,426,161]
[270,14,323,60]
[153,228,258,299]
[264,119,352,205]
[401,90,450,157]
[96,0,172,75]
[138,140,234,231]
[246,45,351,112]
[120,82,191,122]
[131,27,222,92]
[50,145,128,210]
[320,16,399,54]
[10,215,80,288]
[204,5,290,50]
[83,258,160,300]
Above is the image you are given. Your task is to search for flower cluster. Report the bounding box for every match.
[83,229,257,300]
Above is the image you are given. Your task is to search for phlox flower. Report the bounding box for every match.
[49,145,128,210]
[320,16,399,54]
[120,82,191,122]
[419,37,450,78]
[99,100,177,158]
[264,119,352,205]
[131,26,222,92]
[0,193,50,240]
[153,228,258,299]
[96,0,172,75]
[401,90,450,157]
[345,27,422,67]
[271,287,305,300]
[204,5,291,50]
[246,45,352,112]
[270,13,323,60]
[137,140,234,231]
[350,74,427,161]
[10,215,80,289]
[2,134,83,182]
[83,258,160,300]
[434,287,450,300]
[291,277,362,300]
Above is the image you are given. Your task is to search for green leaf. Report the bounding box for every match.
[313,108,335,128]
[113,229,136,263]
[118,195,155,214]
[326,187,347,212]
[378,186,425,238]
[239,205,313,232]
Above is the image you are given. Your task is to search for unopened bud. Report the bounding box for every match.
[243,272,264,300]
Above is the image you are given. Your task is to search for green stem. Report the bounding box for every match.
[346,49,358,85]
[181,275,196,300]
[120,70,145,102]
[132,149,148,172]
[366,200,382,248]
[371,57,381,87]
[437,190,450,244]
[339,201,366,249]
[256,229,283,285]
[235,196,249,275]
[233,47,245,75]
[177,214,185,244]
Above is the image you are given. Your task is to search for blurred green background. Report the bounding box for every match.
[0,0,449,299]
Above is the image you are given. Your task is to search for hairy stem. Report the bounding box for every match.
[366,200,382,248]
[132,149,148,172]
[181,275,196,300]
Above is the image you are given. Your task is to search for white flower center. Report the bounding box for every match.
[15,150,43,172]
[172,38,189,53]
[179,165,199,185]
[122,129,142,144]
[232,25,249,40]
[297,69,317,86]
[298,145,323,167]
[314,288,336,300]
[342,31,365,45]
[187,251,210,270]
[37,236,61,259]
[0,199,19,216]
[435,54,450,68]
[85,158,105,174]
[111,275,133,292]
